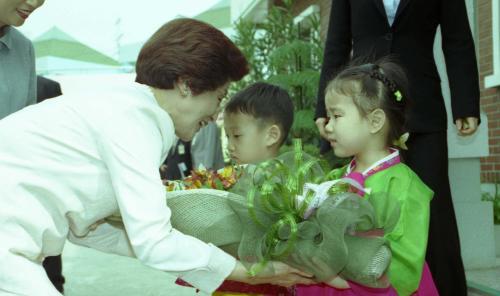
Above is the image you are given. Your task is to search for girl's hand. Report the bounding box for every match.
[315,117,329,139]
[306,257,350,289]
[325,275,350,289]
[227,261,315,287]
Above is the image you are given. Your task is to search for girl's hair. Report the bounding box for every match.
[325,58,410,146]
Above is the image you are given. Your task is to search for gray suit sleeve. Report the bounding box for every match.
[27,41,37,106]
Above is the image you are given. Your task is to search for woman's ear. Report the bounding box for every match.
[176,78,192,97]
[368,108,386,134]
[265,124,282,147]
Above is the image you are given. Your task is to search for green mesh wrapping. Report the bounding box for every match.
[106,151,399,287]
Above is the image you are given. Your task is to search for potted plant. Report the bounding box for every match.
[481,182,500,256]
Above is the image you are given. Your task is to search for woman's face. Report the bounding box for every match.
[169,83,229,142]
[0,0,45,28]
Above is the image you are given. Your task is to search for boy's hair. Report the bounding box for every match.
[224,82,294,146]
[325,57,410,146]
[136,18,248,95]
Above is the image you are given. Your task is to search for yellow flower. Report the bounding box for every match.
[221,166,233,178]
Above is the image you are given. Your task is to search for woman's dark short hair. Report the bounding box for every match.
[136,18,249,95]
[225,82,294,146]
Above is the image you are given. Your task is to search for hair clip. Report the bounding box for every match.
[394,90,403,102]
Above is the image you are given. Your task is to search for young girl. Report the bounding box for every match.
[296,60,438,296]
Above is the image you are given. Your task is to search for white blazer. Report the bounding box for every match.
[0,82,235,294]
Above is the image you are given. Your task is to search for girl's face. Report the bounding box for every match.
[169,83,228,142]
[324,89,372,158]
[0,0,45,28]
[223,112,272,164]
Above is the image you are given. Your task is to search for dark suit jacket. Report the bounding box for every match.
[315,0,480,132]
[37,76,62,103]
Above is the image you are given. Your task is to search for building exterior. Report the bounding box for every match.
[34,27,122,75]
[196,0,232,34]
[478,0,500,184]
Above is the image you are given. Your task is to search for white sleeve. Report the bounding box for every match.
[67,222,135,257]
[96,105,236,294]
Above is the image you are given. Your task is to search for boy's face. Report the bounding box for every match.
[224,112,274,164]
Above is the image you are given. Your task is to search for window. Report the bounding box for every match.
[485,0,500,88]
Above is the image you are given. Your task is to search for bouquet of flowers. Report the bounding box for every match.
[164,165,242,191]
[107,140,399,287]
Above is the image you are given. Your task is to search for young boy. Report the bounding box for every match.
[173,82,296,296]
[223,82,294,165]
[215,82,296,296]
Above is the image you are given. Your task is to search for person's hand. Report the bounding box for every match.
[306,257,350,289]
[325,276,350,289]
[455,117,479,136]
[227,261,315,287]
[315,117,329,139]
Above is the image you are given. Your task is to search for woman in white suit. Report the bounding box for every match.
[0,18,313,295]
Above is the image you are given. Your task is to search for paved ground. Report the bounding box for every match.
[466,258,500,295]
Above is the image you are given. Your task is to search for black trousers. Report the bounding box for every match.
[402,132,466,296]
[43,255,65,293]
[321,131,467,295]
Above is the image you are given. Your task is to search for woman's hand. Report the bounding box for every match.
[227,261,315,287]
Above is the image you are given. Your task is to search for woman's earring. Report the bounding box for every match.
[180,84,192,97]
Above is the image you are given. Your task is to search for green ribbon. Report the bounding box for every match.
[245,138,325,276]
